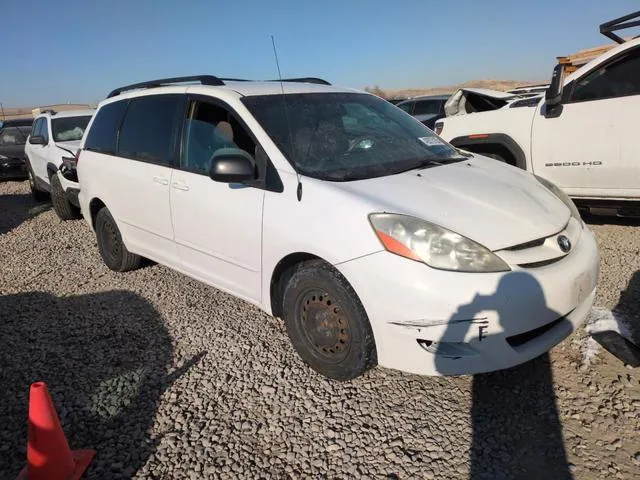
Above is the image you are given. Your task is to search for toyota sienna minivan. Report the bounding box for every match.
[77,75,599,380]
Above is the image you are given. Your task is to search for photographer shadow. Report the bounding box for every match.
[0,290,203,479]
[0,190,50,235]
[435,271,572,480]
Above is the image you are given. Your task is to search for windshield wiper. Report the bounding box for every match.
[393,157,444,174]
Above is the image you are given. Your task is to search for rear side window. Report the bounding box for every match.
[85,101,128,154]
[118,95,185,165]
[413,100,442,116]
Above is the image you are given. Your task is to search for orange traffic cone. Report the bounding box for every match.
[16,382,95,480]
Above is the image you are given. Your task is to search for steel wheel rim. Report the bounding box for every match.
[100,218,120,262]
[297,289,350,363]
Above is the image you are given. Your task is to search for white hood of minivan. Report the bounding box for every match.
[333,156,569,251]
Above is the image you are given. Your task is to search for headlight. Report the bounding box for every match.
[535,175,581,222]
[369,213,510,273]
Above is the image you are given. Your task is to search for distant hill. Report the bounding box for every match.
[366,80,545,100]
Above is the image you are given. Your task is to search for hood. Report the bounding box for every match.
[444,88,518,117]
[54,140,81,155]
[331,156,569,251]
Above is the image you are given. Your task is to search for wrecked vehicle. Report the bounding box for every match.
[435,12,640,217]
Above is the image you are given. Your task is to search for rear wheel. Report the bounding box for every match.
[282,260,376,380]
[27,165,49,202]
[50,173,81,220]
[95,207,141,272]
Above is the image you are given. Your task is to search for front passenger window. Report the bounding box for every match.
[571,48,640,102]
[181,101,256,174]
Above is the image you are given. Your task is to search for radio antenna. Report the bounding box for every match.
[271,35,302,201]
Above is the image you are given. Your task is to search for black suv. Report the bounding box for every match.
[0,124,32,180]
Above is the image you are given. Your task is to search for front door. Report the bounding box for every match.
[170,97,264,302]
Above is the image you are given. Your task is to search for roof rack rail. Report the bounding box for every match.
[267,77,331,85]
[221,77,331,85]
[107,75,225,98]
[600,10,640,44]
[106,75,332,99]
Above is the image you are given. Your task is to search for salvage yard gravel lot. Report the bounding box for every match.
[1,179,639,479]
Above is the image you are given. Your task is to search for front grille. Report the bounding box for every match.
[518,257,564,269]
[505,237,546,251]
[506,316,567,347]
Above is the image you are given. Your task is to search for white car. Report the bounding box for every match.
[25,109,94,220]
[78,75,599,380]
[435,36,640,215]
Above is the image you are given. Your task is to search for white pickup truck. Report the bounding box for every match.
[435,31,640,216]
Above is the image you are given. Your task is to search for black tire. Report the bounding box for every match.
[50,173,81,221]
[95,207,141,272]
[27,164,49,202]
[282,260,376,380]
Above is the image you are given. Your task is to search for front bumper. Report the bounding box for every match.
[0,157,28,180]
[337,227,600,376]
[57,170,80,208]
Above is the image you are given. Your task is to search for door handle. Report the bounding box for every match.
[171,181,190,191]
[153,176,169,186]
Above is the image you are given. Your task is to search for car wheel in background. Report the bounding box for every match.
[95,207,141,272]
[50,174,81,221]
[27,164,49,202]
[282,260,377,380]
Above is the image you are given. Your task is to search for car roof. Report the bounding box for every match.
[99,81,360,107]
[222,81,356,96]
[399,94,450,103]
[36,109,95,119]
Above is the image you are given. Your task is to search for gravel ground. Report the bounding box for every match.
[1,179,639,479]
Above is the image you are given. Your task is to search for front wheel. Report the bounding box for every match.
[95,207,141,272]
[50,174,81,220]
[282,260,377,380]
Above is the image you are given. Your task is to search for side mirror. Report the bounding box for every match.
[209,148,256,183]
[29,135,46,145]
[545,64,565,107]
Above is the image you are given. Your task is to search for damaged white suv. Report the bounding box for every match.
[78,75,599,380]
[25,109,94,219]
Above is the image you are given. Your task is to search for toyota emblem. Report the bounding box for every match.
[557,235,571,253]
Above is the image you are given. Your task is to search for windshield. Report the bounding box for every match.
[242,93,463,181]
[52,115,92,142]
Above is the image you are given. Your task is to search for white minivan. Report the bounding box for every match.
[78,76,599,380]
